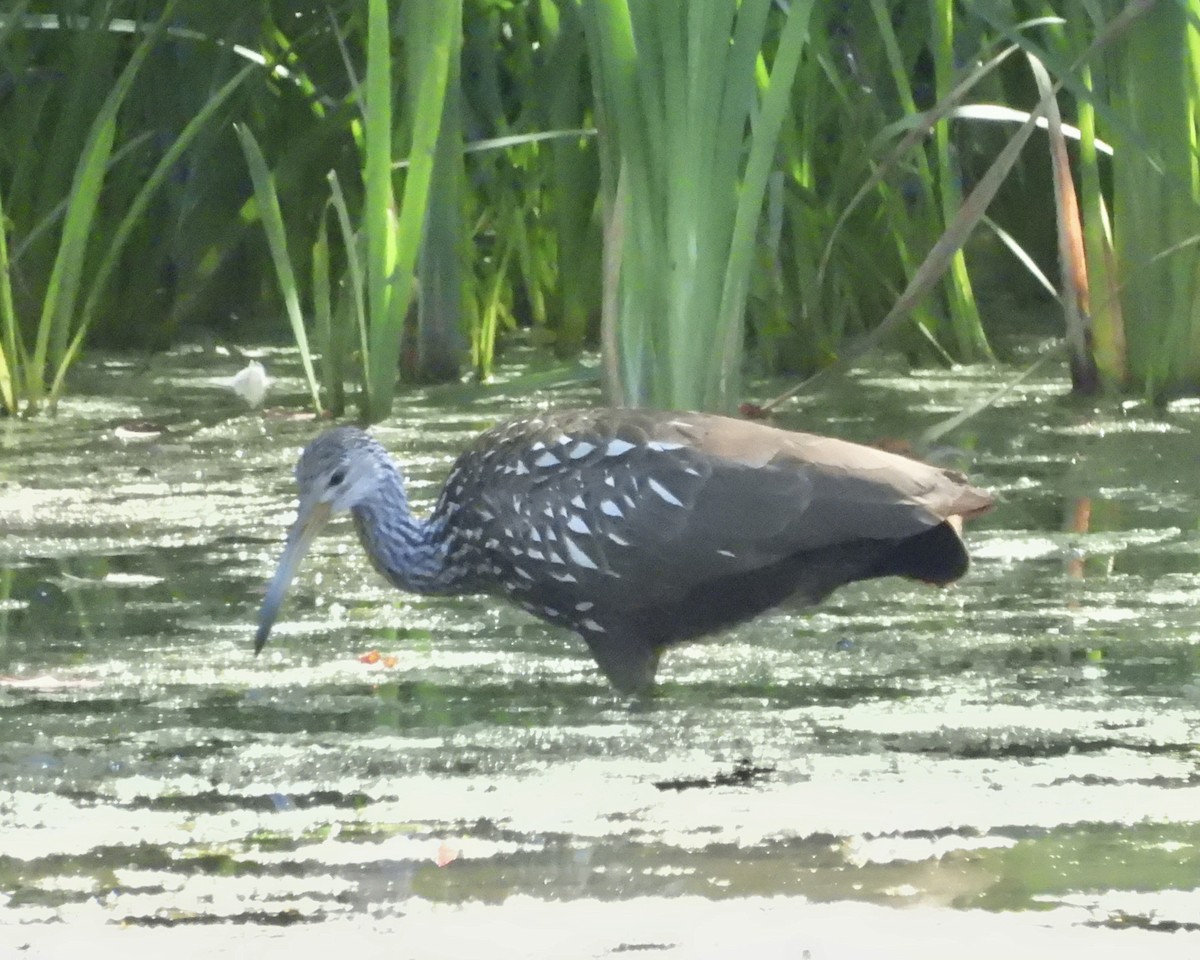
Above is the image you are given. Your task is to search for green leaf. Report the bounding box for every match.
[235,123,323,414]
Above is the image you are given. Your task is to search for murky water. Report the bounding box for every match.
[2,346,1200,957]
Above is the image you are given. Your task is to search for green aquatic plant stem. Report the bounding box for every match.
[49,64,256,411]
[361,0,397,421]
[862,0,946,350]
[236,124,323,415]
[928,0,991,362]
[22,2,179,412]
[410,0,465,383]
[362,0,458,422]
[0,181,18,415]
[31,14,160,398]
[327,170,371,387]
[312,205,342,414]
[1112,0,1200,397]
[1070,18,1125,389]
[585,0,811,412]
[717,0,814,402]
[542,2,597,360]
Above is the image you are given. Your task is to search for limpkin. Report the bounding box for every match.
[256,409,993,693]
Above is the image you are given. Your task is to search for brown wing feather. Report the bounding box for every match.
[450,409,991,613]
[666,411,993,523]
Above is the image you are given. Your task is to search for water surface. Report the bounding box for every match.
[2,348,1199,957]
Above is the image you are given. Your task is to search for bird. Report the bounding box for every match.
[255,408,993,693]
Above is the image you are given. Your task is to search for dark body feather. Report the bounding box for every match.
[409,409,993,692]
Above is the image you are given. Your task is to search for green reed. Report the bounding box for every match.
[583,0,813,411]
[1108,0,1200,398]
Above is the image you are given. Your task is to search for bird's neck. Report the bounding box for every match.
[349,470,457,594]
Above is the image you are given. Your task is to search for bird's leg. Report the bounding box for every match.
[581,631,661,695]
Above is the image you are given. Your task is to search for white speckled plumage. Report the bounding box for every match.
[257,409,993,693]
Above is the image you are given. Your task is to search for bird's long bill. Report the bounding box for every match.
[255,499,332,654]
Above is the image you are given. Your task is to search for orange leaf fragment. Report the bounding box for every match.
[435,842,459,868]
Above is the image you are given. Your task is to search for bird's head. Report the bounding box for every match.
[255,427,393,654]
[295,425,391,514]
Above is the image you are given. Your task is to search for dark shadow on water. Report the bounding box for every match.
[121,910,321,927]
[653,757,775,791]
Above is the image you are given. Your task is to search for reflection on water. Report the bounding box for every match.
[2,346,1200,954]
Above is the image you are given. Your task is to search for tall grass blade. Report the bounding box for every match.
[599,160,627,406]
[235,124,322,414]
[1027,52,1099,394]
[49,65,256,409]
[0,182,18,415]
[362,0,459,421]
[10,133,153,269]
[22,3,177,409]
[1110,0,1200,398]
[760,68,1058,412]
[586,0,813,411]
[410,0,465,383]
[328,170,371,378]
[362,0,398,420]
[717,0,814,404]
[929,0,990,361]
[817,43,1019,295]
[312,205,344,414]
[1070,16,1126,387]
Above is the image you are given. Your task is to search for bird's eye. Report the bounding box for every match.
[328,468,347,488]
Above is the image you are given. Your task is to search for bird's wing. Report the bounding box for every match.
[460,409,990,612]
